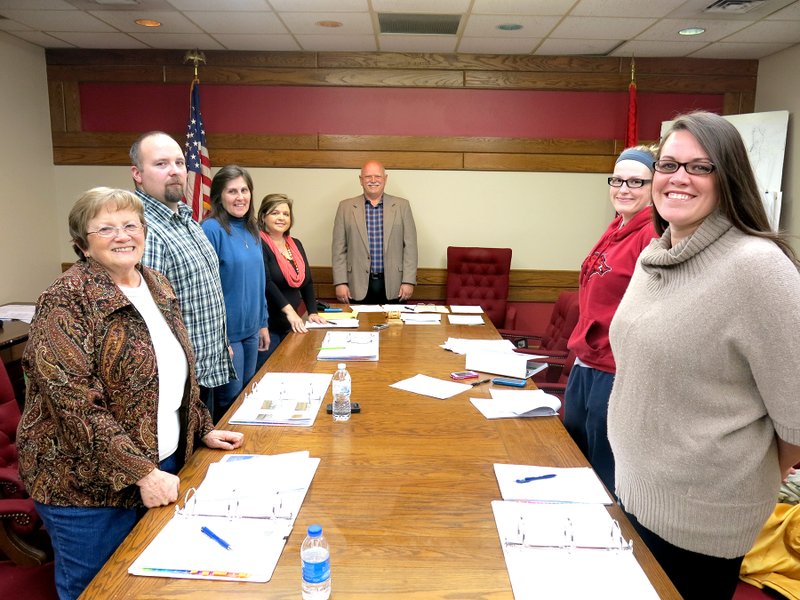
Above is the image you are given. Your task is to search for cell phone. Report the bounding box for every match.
[450,370,479,380]
[491,377,527,387]
[373,323,389,330]
[326,403,361,414]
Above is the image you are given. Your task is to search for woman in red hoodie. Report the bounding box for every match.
[563,146,658,493]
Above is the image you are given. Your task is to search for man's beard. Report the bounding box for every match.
[164,184,184,204]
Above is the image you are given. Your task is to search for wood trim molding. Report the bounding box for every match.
[46,50,757,172]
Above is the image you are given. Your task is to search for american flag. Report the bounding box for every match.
[625,57,638,148]
[184,80,211,221]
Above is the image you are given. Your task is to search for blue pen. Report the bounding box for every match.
[515,473,557,484]
[324,307,343,312]
[201,526,232,551]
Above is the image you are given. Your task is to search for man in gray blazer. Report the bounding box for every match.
[332,160,418,304]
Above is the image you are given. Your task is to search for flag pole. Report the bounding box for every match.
[625,55,638,149]
[183,49,210,222]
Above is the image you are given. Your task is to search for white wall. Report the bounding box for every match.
[0,34,60,305]
[756,44,800,254]
[52,165,614,271]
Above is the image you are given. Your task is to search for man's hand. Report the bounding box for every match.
[398,283,415,302]
[137,468,180,508]
[335,284,351,304]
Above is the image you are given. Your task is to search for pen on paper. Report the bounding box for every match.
[515,473,557,484]
[201,526,232,551]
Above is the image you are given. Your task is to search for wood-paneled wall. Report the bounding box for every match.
[46,49,757,173]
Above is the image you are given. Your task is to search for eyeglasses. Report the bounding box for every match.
[87,223,144,238]
[653,160,716,175]
[607,177,651,189]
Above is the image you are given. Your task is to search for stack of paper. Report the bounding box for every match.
[400,312,441,324]
[129,452,320,583]
[470,389,560,419]
[449,305,484,313]
[305,319,359,329]
[447,314,485,325]
[390,374,472,399]
[493,464,612,505]
[440,338,517,355]
[316,331,379,361]
[228,372,332,426]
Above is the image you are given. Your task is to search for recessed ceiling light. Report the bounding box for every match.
[679,26,706,36]
[496,23,523,31]
[135,19,162,28]
[316,20,343,28]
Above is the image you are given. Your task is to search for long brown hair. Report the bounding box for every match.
[205,165,259,238]
[654,111,797,264]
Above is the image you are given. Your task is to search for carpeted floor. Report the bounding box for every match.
[0,559,58,600]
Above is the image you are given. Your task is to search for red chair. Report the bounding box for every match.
[500,290,579,355]
[446,246,512,329]
[0,360,49,566]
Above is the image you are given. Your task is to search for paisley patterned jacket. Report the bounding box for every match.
[18,259,214,508]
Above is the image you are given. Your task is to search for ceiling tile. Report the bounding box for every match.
[268,0,368,11]
[766,1,800,19]
[53,31,148,49]
[0,0,73,8]
[458,36,538,54]
[0,9,115,31]
[571,0,685,18]
[89,10,202,33]
[463,15,560,37]
[610,39,707,57]
[184,11,288,35]
[535,38,621,56]
[690,41,794,59]
[281,12,372,35]
[550,16,655,40]
[379,34,458,52]
[213,33,301,51]
[129,31,225,49]
[637,18,751,42]
[7,30,74,47]
[471,0,575,16]
[294,33,376,51]
[167,0,269,9]
[373,0,470,13]
[723,20,800,43]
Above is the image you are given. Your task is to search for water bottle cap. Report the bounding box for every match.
[337,363,346,369]
[307,524,323,537]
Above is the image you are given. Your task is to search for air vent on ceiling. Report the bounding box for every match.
[378,13,461,35]
[704,0,767,13]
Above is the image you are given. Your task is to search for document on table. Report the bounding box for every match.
[492,500,659,600]
[228,372,332,426]
[447,314,485,325]
[348,304,384,313]
[440,337,517,355]
[316,331,379,361]
[412,304,450,313]
[449,305,484,313]
[305,319,359,329]
[400,312,441,324]
[470,389,561,419]
[0,304,35,323]
[390,374,472,399]
[129,452,319,583]
[494,464,613,505]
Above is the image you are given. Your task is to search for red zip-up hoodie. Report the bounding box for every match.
[567,208,656,373]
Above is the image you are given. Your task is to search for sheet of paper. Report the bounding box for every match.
[447,314,485,325]
[348,304,384,313]
[0,304,35,323]
[413,304,450,313]
[440,338,517,355]
[494,464,612,505]
[317,311,357,320]
[449,305,484,313]
[305,319,359,329]
[228,373,332,426]
[400,313,441,324]
[470,389,560,418]
[316,331,379,361]
[390,374,471,399]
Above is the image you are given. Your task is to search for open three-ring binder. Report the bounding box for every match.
[492,501,660,599]
[129,451,319,583]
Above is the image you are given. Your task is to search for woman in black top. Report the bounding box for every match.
[257,193,326,364]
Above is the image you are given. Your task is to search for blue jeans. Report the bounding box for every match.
[36,454,179,599]
[36,454,179,600]
[563,364,616,493]
[256,330,286,371]
[214,331,259,422]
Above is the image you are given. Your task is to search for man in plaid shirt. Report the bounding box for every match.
[130,132,234,411]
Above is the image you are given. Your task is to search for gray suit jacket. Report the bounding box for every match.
[331,193,418,301]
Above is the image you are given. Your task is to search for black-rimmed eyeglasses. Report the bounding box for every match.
[653,160,716,175]
[87,224,144,238]
[607,177,651,189]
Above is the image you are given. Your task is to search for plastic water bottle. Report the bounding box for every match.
[331,363,351,421]
[301,524,331,600]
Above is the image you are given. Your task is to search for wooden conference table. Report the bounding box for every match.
[81,310,680,599]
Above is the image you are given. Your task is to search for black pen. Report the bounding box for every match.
[470,379,491,387]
